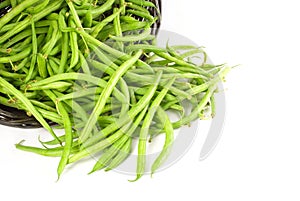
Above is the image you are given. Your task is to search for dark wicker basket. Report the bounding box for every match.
[0,0,162,128]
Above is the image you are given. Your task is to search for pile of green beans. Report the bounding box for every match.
[0,0,230,181]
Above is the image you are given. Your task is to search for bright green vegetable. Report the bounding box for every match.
[0,0,231,181]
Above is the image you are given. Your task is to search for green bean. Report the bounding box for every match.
[0,0,41,31]
[98,116,118,125]
[76,0,115,18]
[0,0,10,10]
[89,135,129,174]
[180,48,205,59]
[89,44,118,71]
[0,46,32,63]
[110,26,151,42]
[171,45,200,51]
[127,0,157,8]
[57,100,73,179]
[104,137,132,171]
[173,67,230,128]
[89,105,148,173]
[46,13,59,21]
[79,52,91,75]
[76,25,154,73]
[119,78,130,118]
[37,53,48,78]
[48,57,60,74]
[113,7,124,51]
[37,108,64,125]
[127,9,155,23]
[151,107,174,176]
[49,42,62,56]
[97,21,148,40]
[46,61,55,77]
[16,142,79,157]
[0,77,61,144]
[42,21,61,58]
[27,0,50,14]
[0,69,26,79]
[57,87,101,101]
[131,77,175,182]
[41,133,78,146]
[24,21,38,83]
[30,99,56,112]
[0,0,64,44]
[91,5,124,37]
[70,122,132,163]
[58,8,74,32]
[3,27,48,48]
[66,0,83,29]
[120,16,140,23]
[28,73,106,88]
[79,50,143,143]
[68,17,79,69]
[13,57,29,71]
[126,44,166,53]
[186,67,229,96]
[89,59,114,75]
[58,31,70,73]
[28,82,72,91]
[163,47,181,62]
[69,71,162,162]
[35,20,52,28]
[129,88,137,105]
[36,33,46,49]
[210,94,216,118]
[83,10,93,28]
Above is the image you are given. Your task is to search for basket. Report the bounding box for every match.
[0,0,162,128]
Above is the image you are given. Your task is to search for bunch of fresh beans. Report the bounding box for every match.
[0,0,230,181]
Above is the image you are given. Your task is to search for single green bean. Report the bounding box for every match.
[25,21,38,83]
[57,100,73,179]
[37,53,48,78]
[68,17,79,69]
[0,69,26,79]
[28,82,73,91]
[126,9,155,23]
[83,10,93,28]
[151,107,174,176]
[0,46,32,63]
[76,0,115,18]
[110,26,151,42]
[16,142,79,157]
[13,57,29,71]
[58,31,70,73]
[48,57,60,74]
[127,0,157,8]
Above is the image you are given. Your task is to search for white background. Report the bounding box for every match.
[1,0,300,200]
